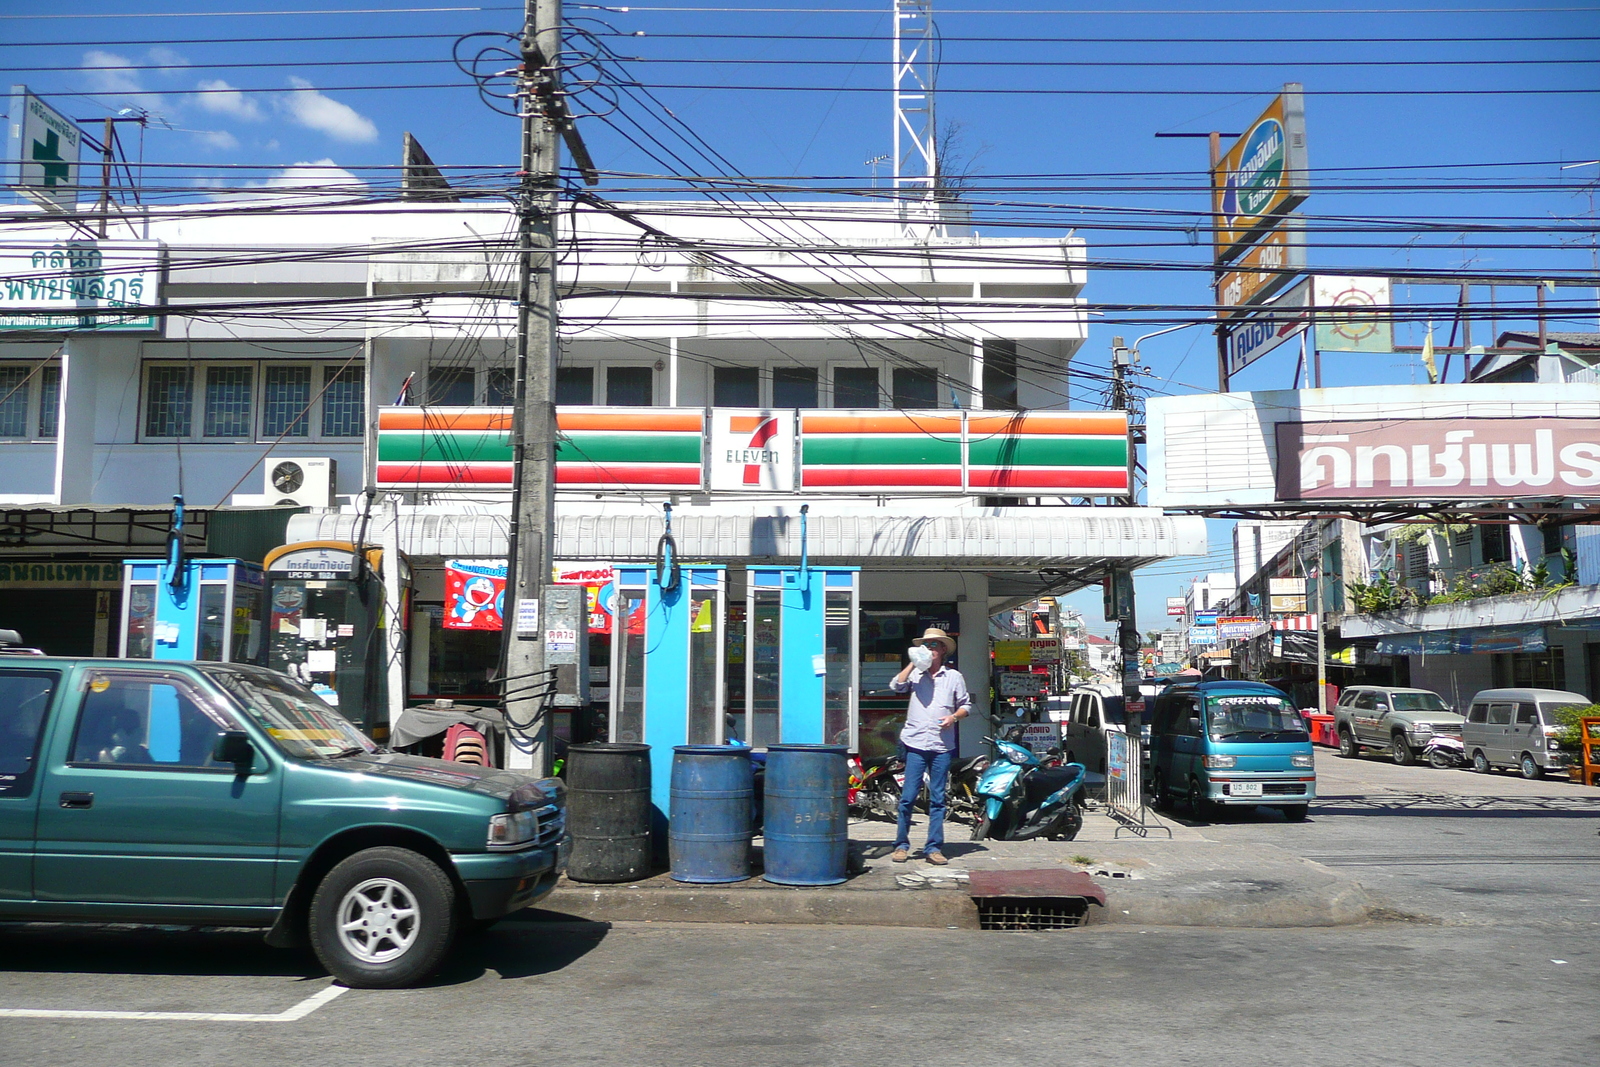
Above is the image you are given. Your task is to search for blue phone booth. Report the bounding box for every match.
[120,557,266,664]
[743,567,859,750]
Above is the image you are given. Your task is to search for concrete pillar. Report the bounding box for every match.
[956,581,990,755]
[53,340,98,504]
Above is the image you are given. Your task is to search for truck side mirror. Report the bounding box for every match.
[1188,716,1202,732]
[1375,703,1389,713]
[212,730,254,773]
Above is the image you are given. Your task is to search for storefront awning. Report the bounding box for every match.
[285,507,1207,577]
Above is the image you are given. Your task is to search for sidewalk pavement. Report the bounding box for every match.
[532,805,1390,931]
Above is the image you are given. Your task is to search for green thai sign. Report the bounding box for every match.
[0,240,163,332]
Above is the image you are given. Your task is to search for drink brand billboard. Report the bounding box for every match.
[1212,85,1309,264]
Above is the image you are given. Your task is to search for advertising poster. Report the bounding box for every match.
[444,559,506,630]
[552,562,618,634]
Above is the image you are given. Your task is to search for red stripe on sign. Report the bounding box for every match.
[376,463,512,485]
[556,464,701,486]
[802,468,962,488]
[969,468,1128,490]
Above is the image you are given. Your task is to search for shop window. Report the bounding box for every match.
[1481,524,1510,564]
[1492,648,1566,690]
[713,366,760,408]
[556,366,594,405]
[833,366,879,408]
[427,365,474,406]
[485,366,515,406]
[606,366,654,406]
[772,367,818,409]
[982,339,1019,410]
[892,367,938,409]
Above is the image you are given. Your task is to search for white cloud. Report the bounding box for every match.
[279,77,378,143]
[196,79,264,122]
[147,46,189,73]
[263,158,364,189]
[82,50,154,99]
[195,129,240,151]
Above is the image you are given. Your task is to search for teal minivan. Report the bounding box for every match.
[1148,680,1316,821]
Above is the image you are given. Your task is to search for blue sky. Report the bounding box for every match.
[6,1,1598,631]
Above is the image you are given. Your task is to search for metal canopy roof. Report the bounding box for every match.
[286,508,1207,583]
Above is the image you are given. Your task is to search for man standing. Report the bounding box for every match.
[889,626,970,865]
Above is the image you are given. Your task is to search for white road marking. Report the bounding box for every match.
[0,982,350,1023]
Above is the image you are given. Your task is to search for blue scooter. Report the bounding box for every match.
[970,735,1086,842]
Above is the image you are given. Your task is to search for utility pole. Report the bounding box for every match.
[1109,337,1142,723]
[502,0,564,774]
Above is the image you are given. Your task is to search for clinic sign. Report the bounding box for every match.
[1212,85,1309,264]
[5,86,80,211]
[0,241,164,332]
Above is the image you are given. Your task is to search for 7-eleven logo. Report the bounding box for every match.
[727,415,781,486]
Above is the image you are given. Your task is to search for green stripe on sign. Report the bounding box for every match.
[802,435,961,467]
[556,431,701,465]
[379,431,512,464]
[968,435,1127,469]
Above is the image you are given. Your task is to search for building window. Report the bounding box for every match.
[1481,524,1510,564]
[38,366,60,439]
[1541,523,1564,556]
[202,365,255,438]
[145,365,195,438]
[606,366,653,406]
[1492,648,1565,690]
[892,367,938,408]
[833,366,879,408]
[485,367,515,406]
[713,366,760,407]
[427,365,474,406]
[0,365,30,437]
[142,362,360,442]
[982,339,1019,409]
[262,365,311,438]
[556,366,593,405]
[321,366,364,438]
[772,367,818,408]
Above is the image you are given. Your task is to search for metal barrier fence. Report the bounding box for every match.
[1105,733,1171,839]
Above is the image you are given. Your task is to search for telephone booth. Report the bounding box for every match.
[120,558,265,663]
[742,566,860,749]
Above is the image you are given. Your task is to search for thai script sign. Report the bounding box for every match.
[1227,277,1309,374]
[4,87,80,211]
[1212,85,1309,264]
[0,241,163,332]
[1217,617,1263,641]
[0,560,121,586]
[1218,216,1305,315]
[1276,417,1600,501]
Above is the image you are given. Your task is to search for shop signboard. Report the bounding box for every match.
[1146,383,1600,509]
[5,86,80,211]
[1029,637,1061,664]
[1217,616,1261,641]
[999,672,1049,698]
[1312,275,1393,353]
[1217,216,1306,315]
[1166,596,1187,616]
[1373,624,1547,656]
[444,559,506,630]
[709,410,795,492]
[552,561,618,634]
[993,640,1032,667]
[1270,594,1308,614]
[0,241,163,332]
[1212,84,1309,264]
[1194,611,1218,627]
[1226,278,1309,375]
[1019,723,1060,751]
[1189,625,1218,646]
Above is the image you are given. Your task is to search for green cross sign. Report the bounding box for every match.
[31,128,69,186]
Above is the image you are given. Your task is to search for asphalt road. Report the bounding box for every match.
[1,748,1596,1066]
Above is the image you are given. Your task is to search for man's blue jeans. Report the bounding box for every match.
[895,747,952,855]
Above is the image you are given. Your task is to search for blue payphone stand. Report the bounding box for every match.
[121,504,264,663]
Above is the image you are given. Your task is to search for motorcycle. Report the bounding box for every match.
[970,735,1086,842]
[849,751,991,824]
[1423,733,1467,769]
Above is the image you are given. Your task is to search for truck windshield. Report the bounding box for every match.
[205,666,378,760]
[1391,692,1449,713]
[1205,694,1307,743]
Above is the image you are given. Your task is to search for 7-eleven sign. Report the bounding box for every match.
[709,409,795,492]
[6,87,80,211]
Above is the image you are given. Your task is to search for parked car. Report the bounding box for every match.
[1332,685,1464,765]
[1461,687,1591,779]
[0,658,569,988]
[1148,680,1316,821]
[1060,685,1133,775]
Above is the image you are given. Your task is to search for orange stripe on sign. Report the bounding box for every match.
[379,408,513,432]
[800,413,963,435]
[729,415,768,433]
[966,412,1127,435]
[557,411,703,432]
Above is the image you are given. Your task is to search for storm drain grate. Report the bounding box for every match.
[976,896,1090,931]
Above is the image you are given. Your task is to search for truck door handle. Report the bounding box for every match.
[59,792,94,809]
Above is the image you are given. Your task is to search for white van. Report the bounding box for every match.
[1462,687,1590,779]
[1060,686,1130,775]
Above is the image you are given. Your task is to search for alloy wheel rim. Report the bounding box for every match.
[336,877,420,964]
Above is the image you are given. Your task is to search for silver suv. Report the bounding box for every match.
[1333,686,1464,766]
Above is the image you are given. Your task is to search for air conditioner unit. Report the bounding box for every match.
[265,457,337,507]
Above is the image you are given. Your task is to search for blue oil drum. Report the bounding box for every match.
[762,744,849,886]
[669,745,755,883]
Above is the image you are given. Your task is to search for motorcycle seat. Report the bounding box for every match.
[1023,764,1083,806]
[950,754,988,775]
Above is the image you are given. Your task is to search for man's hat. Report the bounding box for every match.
[916,627,956,653]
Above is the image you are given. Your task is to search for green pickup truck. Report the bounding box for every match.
[0,657,569,988]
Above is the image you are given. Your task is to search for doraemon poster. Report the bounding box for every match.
[444,559,506,630]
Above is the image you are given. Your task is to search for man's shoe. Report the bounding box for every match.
[925,851,949,865]
[890,849,910,863]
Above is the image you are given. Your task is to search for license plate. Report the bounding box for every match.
[1231,781,1263,797]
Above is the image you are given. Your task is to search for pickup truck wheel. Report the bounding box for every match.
[1519,753,1543,780]
[1337,728,1359,759]
[1391,734,1416,766]
[309,846,458,989]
